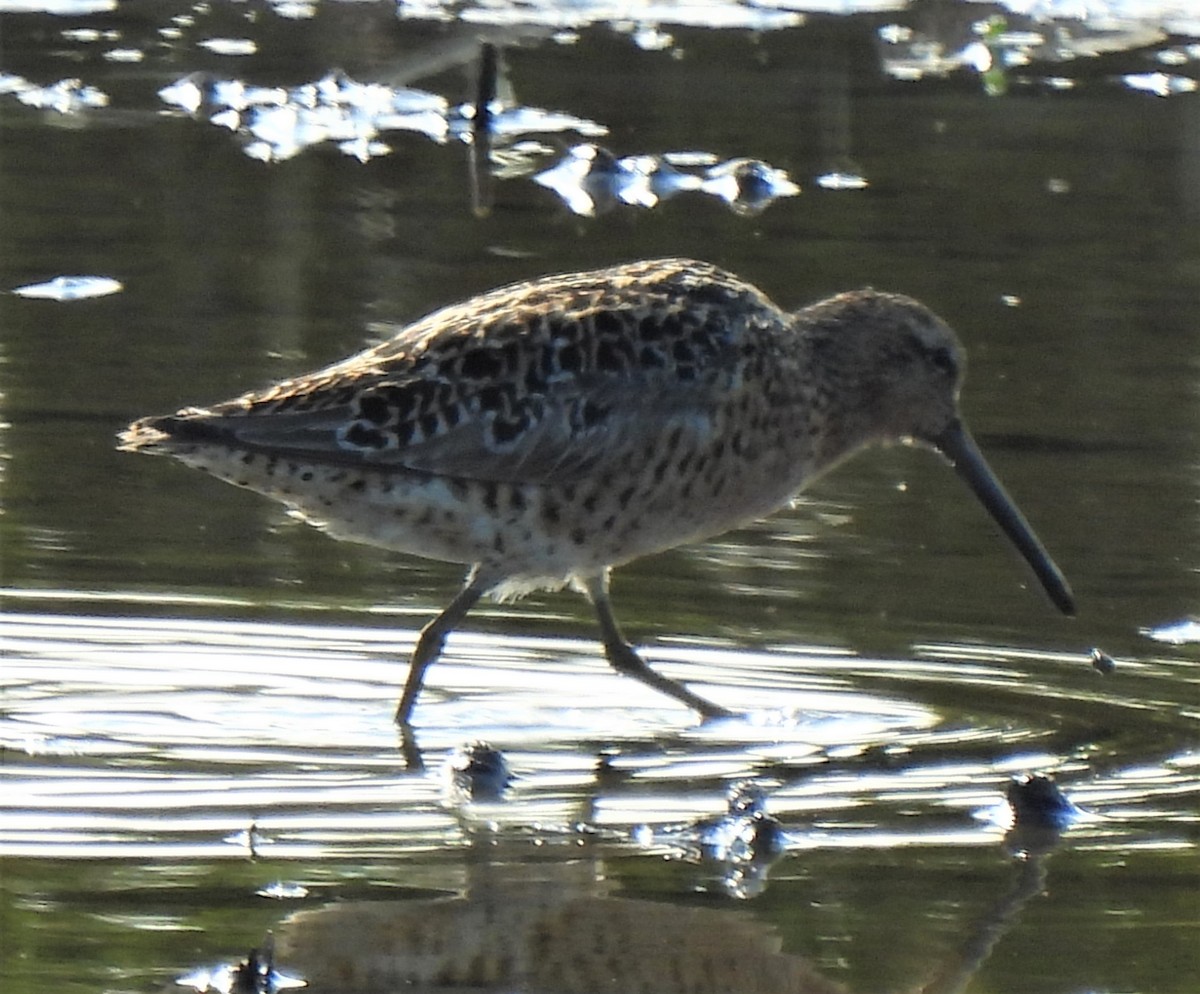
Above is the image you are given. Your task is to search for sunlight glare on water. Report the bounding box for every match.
[3,609,1195,863]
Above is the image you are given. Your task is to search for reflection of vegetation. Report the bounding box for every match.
[877,3,1194,96]
[154,60,801,218]
[534,145,800,216]
[976,15,1009,97]
[156,68,606,164]
[0,73,108,114]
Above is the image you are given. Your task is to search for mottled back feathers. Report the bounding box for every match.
[146,259,789,484]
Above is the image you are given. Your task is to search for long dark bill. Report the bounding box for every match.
[934,419,1075,616]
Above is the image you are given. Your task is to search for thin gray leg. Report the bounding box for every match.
[395,565,494,726]
[583,572,733,719]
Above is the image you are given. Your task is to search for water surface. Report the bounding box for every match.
[2,3,1199,993]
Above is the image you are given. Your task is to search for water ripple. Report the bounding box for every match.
[2,609,1194,865]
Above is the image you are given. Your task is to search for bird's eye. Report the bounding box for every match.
[929,346,956,376]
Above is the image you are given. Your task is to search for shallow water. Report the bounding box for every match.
[2,2,1199,994]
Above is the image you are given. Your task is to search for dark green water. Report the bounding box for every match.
[2,3,1198,994]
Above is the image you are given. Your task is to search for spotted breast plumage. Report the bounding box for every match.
[119,258,1074,724]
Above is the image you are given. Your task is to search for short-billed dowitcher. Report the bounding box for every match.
[119,258,1074,724]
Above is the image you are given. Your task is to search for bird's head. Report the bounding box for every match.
[798,290,1074,615]
[803,290,966,448]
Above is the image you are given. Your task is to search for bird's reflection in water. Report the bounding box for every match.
[277,855,844,994]
[918,774,1076,994]
[271,775,1078,994]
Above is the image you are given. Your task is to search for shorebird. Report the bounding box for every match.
[119,258,1074,725]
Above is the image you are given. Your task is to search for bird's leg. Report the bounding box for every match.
[583,572,734,719]
[397,723,424,773]
[395,565,493,727]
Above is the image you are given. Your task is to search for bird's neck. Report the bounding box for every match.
[792,326,894,477]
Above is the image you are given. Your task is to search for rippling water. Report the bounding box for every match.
[3,2,1199,993]
[3,607,1197,992]
[4,609,1196,850]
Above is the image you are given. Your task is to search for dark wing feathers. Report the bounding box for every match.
[143,260,785,485]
